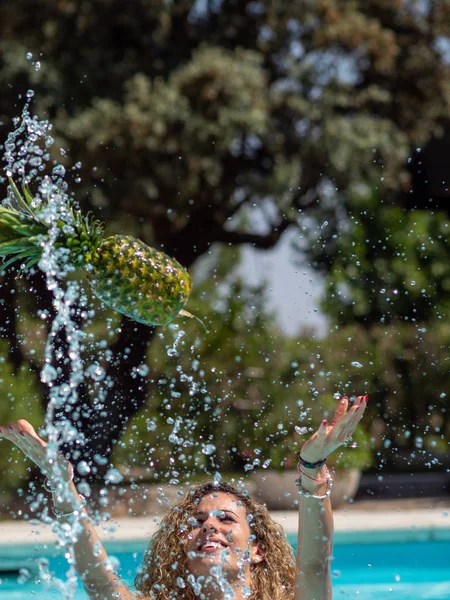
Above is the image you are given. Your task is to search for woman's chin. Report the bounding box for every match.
[187,554,239,578]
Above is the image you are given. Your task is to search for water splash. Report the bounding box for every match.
[2,98,95,598]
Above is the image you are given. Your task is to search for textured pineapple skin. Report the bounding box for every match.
[87,235,191,326]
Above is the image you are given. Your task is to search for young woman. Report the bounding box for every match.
[0,394,367,600]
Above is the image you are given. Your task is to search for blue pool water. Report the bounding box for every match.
[0,535,449,599]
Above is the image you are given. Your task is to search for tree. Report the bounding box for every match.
[321,188,450,326]
[0,0,450,478]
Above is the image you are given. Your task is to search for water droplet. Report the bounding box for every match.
[26,90,35,99]
[86,363,105,381]
[29,156,42,167]
[78,481,91,495]
[77,461,91,476]
[40,363,58,384]
[351,361,363,369]
[35,61,41,71]
[94,454,108,466]
[146,418,157,431]
[295,425,308,435]
[105,468,123,484]
[332,570,341,578]
[201,443,216,456]
[321,221,328,229]
[52,164,66,178]
[212,472,222,484]
[17,568,31,584]
[137,363,149,376]
[26,52,33,60]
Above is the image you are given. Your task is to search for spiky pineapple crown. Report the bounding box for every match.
[0,178,104,270]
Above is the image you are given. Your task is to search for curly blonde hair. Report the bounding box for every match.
[134,481,295,600]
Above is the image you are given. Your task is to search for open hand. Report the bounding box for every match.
[0,419,73,485]
[299,395,368,464]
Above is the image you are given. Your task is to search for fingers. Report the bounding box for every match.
[4,422,35,445]
[0,423,22,443]
[1,421,73,483]
[325,395,368,446]
[329,397,348,425]
[341,395,368,437]
[16,420,47,447]
[1,421,44,444]
[341,395,367,419]
[0,426,11,446]
[0,421,49,471]
[349,395,368,426]
[349,395,368,417]
[0,423,33,459]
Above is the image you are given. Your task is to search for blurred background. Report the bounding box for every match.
[0,0,449,510]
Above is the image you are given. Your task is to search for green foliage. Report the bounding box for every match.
[311,186,450,469]
[321,188,450,325]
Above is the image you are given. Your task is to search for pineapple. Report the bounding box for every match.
[0,178,197,327]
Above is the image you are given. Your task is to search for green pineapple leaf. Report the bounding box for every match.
[7,177,37,218]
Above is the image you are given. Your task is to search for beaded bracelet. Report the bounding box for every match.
[43,473,74,494]
[52,494,86,519]
[298,466,329,484]
[295,475,333,500]
[44,476,84,518]
[53,506,81,519]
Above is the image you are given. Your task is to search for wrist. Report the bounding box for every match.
[296,471,333,499]
[298,478,327,495]
[297,453,327,470]
[47,480,83,514]
[296,464,330,493]
[300,463,329,477]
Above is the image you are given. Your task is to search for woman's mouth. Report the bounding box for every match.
[198,540,228,553]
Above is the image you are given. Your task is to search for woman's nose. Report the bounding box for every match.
[202,520,217,533]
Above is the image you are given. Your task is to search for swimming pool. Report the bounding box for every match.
[0,531,449,599]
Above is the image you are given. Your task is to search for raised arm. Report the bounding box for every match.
[0,420,136,600]
[294,395,368,600]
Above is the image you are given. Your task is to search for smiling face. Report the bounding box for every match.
[185,491,262,582]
